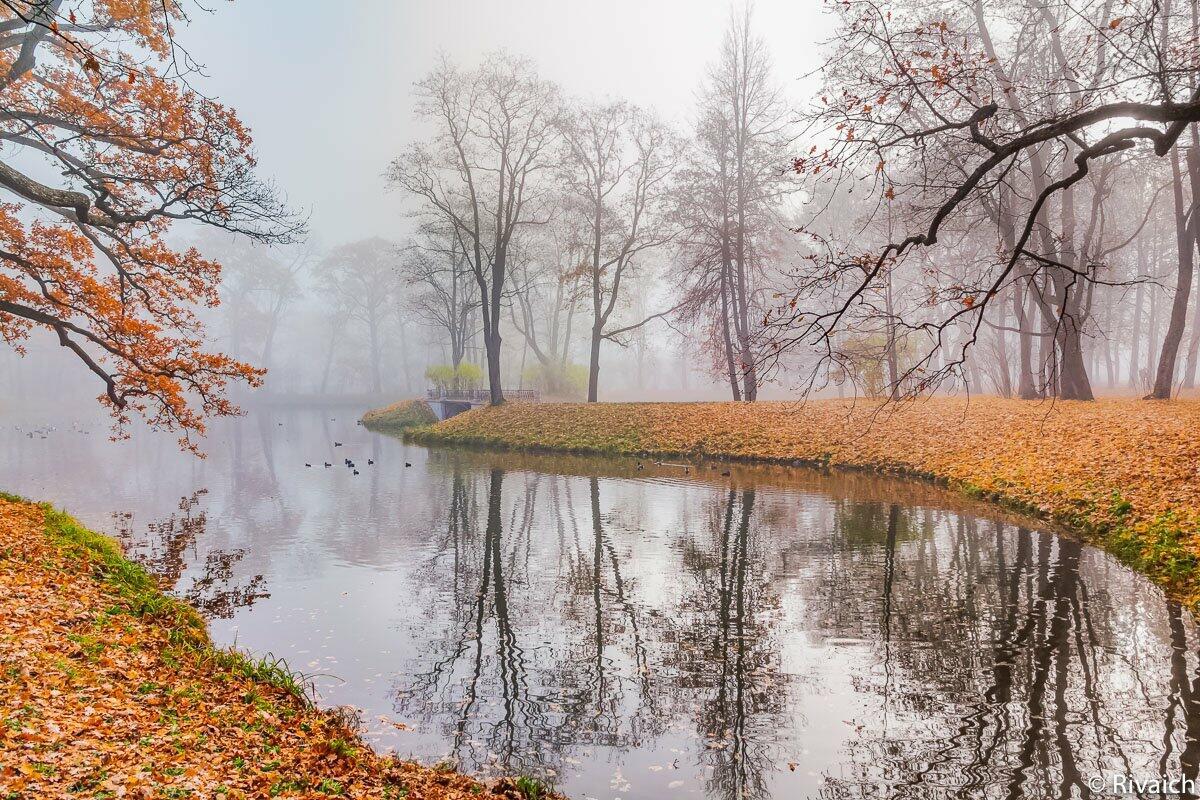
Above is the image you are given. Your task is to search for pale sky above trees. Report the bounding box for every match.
[184,0,831,244]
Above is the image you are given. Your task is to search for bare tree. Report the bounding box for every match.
[558,100,680,401]
[507,216,585,394]
[675,5,795,401]
[401,223,478,370]
[769,0,1200,402]
[390,53,559,405]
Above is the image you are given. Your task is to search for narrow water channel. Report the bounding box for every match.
[3,406,1197,799]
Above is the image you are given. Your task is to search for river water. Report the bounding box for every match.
[3,405,1199,799]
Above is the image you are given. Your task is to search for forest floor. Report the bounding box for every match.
[0,494,558,800]
[404,396,1200,609]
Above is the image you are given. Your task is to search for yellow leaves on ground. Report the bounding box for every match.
[0,497,555,799]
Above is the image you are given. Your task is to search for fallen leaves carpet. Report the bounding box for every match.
[0,496,553,799]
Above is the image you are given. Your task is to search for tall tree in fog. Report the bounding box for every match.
[1150,19,1200,401]
[402,223,478,370]
[316,238,398,394]
[558,101,680,401]
[390,53,559,405]
[675,6,795,401]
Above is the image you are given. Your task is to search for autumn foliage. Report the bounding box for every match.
[0,1,297,451]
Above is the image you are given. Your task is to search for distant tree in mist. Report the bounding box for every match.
[315,238,399,394]
[557,100,681,402]
[401,223,478,371]
[507,218,586,396]
[198,233,310,378]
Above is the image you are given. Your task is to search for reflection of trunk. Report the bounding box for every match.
[708,488,759,799]
[1007,534,1084,798]
[1166,603,1200,780]
[986,528,1032,705]
[881,504,899,641]
[589,477,607,699]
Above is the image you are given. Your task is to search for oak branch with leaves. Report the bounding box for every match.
[0,0,299,451]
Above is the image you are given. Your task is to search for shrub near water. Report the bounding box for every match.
[360,399,438,431]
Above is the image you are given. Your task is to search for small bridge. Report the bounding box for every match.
[425,387,539,420]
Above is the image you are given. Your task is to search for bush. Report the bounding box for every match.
[454,362,483,389]
[360,399,438,431]
[424,365,455,392]
[426,362,484,391]
[521,361,588,399]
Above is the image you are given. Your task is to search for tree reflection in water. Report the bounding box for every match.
[114,490,269,618]
[396,462,1200,799]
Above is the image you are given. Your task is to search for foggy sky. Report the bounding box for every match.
[185,0,831,245]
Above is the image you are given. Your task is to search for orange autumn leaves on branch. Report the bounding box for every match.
[0,0,299,452]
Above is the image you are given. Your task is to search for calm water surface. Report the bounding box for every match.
[3,406,1199,799]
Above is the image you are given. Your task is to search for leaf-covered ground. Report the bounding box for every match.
[0,495,557,799]
[412,397,1200,608]
[360,400,438,432]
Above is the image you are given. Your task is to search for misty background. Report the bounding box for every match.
[1,0,835,410]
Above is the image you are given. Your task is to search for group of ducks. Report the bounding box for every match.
[304,442,412,475]
[637,459,732,477]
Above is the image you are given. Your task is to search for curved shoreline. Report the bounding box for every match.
[386,397,1200,613]
[0,492,559,799]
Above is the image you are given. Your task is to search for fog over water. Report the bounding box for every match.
[4,406,1200,799]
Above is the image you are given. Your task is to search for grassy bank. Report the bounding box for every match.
[404,397,1200,610]
[360,399,438,432]
[0,494,557,799]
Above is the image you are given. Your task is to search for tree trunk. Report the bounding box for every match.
[1180,139,1200,388]
[368,316,382,394]
[1058,319,1094,400]
[319,325,339,394]
[1150,147,1197,400]
[719,259,742,401]
[1015,278,1039,399]
[1129,244,1145,386]
[483,326,504,405]
[587,325,602,403]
